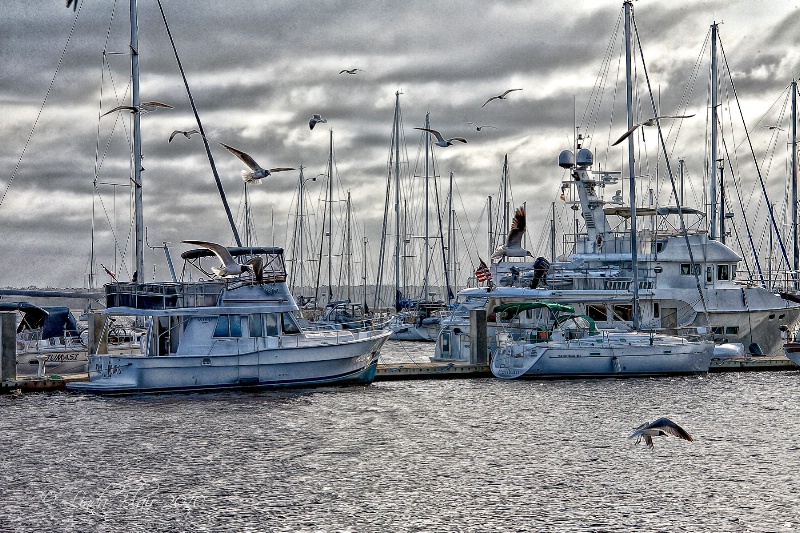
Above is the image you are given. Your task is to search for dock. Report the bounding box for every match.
[0,356,796,394]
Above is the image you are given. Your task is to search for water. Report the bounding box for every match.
[2,341,800,532]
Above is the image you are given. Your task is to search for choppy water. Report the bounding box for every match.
[2,341,800,532]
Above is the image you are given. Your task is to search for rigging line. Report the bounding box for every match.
[719,39,793,273]
[631,9,710,320]
[156,0,242,247]
[0,2,83,209]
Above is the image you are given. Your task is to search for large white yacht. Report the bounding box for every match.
[435,147,800,361]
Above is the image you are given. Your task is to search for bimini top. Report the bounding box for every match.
[493,301,575,320]
[0,302,80,339]
[180,246,284,261]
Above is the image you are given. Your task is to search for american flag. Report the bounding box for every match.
[475,258,492,283]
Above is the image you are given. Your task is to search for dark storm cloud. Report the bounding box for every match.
[0,0,794,287]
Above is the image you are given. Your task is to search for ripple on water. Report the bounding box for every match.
[1,359,800,532]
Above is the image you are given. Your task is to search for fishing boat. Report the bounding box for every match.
[66,0,391,394]
[68,247,391,394]
[489,301,714,379]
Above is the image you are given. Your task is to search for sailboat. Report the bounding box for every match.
[384,106,451,341]
[68,0,391,394]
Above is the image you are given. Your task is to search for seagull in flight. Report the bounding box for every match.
[629,417,694,449]
[413,127,467,148]
[66,0,78,10]
[101,101,173,117]
[339,68,363,75]
[182,240,263,279]
[218,142,295,184]
[169,129,200,142]
[762,125,785,131]
[481,89,522,108]
[467,122,497,132]
[491,206,533,260]
[309,114,328,130]
[612,114,695,146]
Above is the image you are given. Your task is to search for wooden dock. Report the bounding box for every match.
[709,355,798,372]
[375,362,491,380]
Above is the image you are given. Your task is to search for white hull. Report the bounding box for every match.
[68,330,390,394]
[491,334,714,379]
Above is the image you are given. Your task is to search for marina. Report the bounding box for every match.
[3,0,800,531]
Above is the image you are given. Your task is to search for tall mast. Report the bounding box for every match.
[502,154,509,238]
[792,79,798,287]
[327,129,333,303]
[550,201,556,261]
[624,0,640,330]
[709,22,718,240]
[298,166,306,301]
[424,112,431,302]
[447,171,454,300]
[394,92,401,304]
[487,196,493,260]
[130,0,144,281]
[346,190,352,302]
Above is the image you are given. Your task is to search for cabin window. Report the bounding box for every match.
[731,266,736,279]
[655,241,666,253]
[248,314,263,337]
[282,313,301,334]
[653,302,660,318]
[725,326,739,335]
[706,266,713,283]
[586,304,607,321]
[681,264,701,275]
[613,304,633,322]
[717,264,730,281]
[213,315,243,338]
[265,314,280,336]
[712,326,724,334]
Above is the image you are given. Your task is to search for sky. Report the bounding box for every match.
[1,0,799,291]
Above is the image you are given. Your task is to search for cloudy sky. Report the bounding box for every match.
[1,0,799,290]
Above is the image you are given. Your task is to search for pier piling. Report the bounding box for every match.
[1,312,16,382]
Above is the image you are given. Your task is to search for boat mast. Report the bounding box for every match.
[624,0,640,330]
[709,22,719,240]
[487,196,493,260]
[346,190,352,302]
[130,0,144,281]
[792,79,798,288]
[502,154,509,239]
[424,112,431,302]
[328,129,333,303]
[550,201,556,261]
[394,92,401,306]
[298,166,306,301]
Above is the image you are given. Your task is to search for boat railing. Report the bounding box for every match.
[105,281,226,310]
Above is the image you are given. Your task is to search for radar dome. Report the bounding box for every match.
[576,149,593,167]
[558,150,574,168]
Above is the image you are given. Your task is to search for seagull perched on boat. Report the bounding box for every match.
[339,68,363,75]
[629,417,694,450]
[309,114,327,130]
[218,142,295,184]
[413,127,467,148]
[101,101,173,117]
[182,240,263,280]
[491,206,533,261]
[611,114,695,146]
[481,89,522,108]
[467,122,497,132]
[169,129,200,142]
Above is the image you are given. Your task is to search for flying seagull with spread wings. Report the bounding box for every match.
[309,114,327,130]
[612,114,695,146]
[101,101,173,117]
[467,122,497,132]
[629,417,694,449]
[413,127,467,148]
[339,68,363,75]
[491,206,533,260]
[481,89,522,108]
[66,0,78,10]
[169,129,200,142]
[182,240,263,280]
[218,142,295,184]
